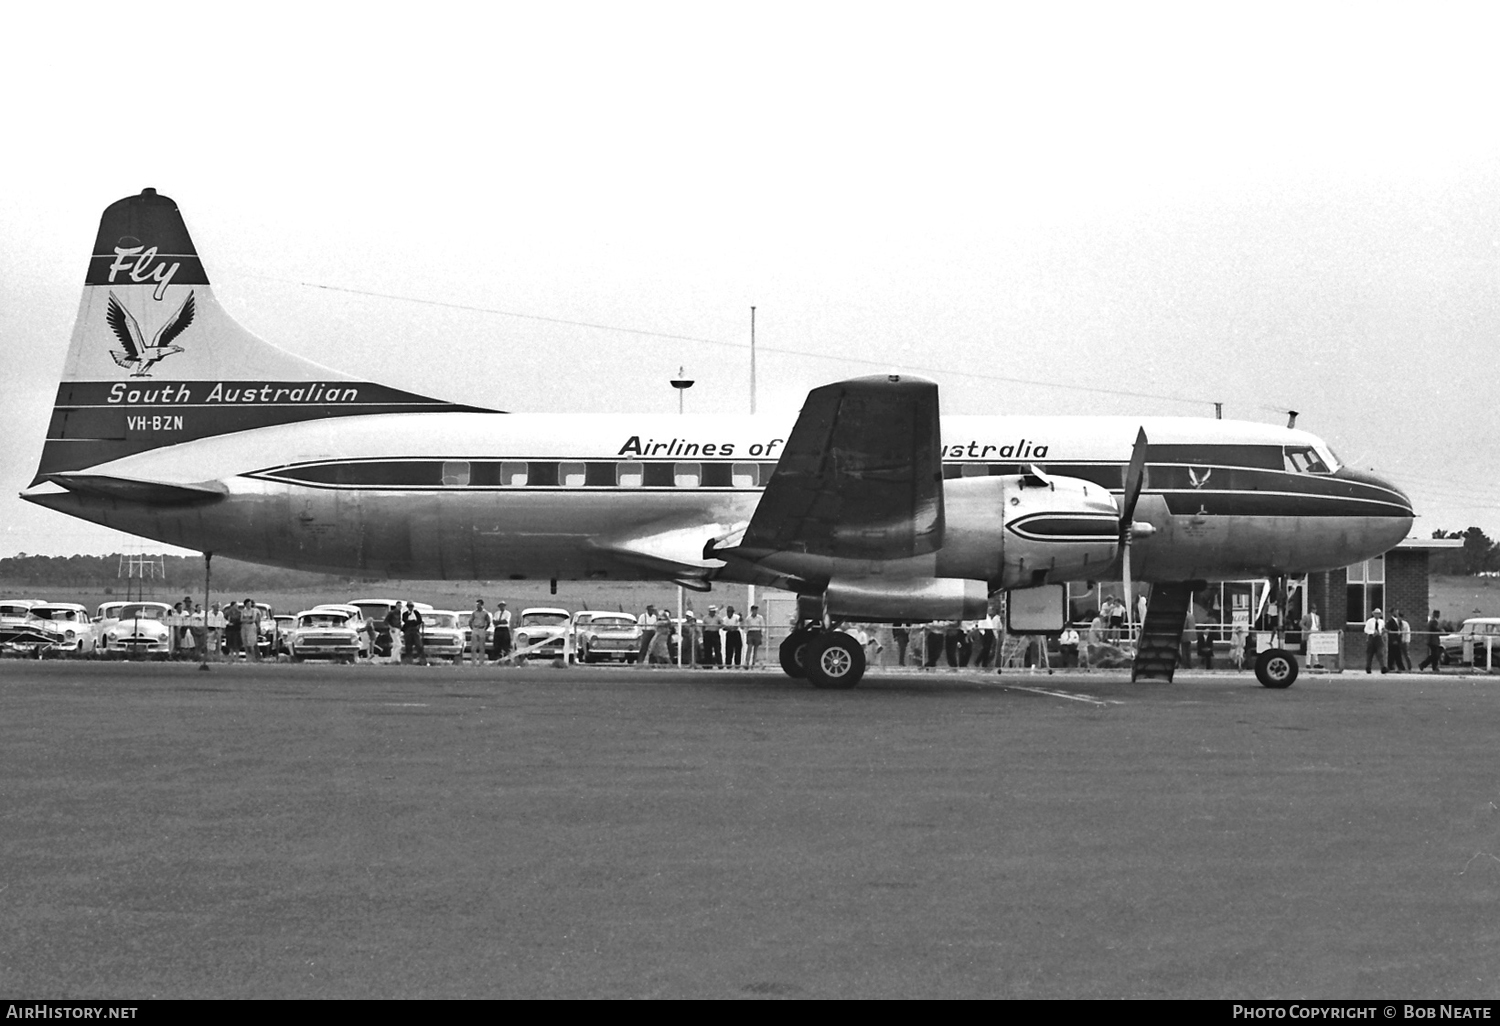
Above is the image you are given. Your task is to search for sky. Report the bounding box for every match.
[2,2,1498,556]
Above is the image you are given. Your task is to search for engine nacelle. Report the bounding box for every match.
[937,472,1120,588]
[825,577,989,622]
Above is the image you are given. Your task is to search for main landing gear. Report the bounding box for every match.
[779,626,867,689]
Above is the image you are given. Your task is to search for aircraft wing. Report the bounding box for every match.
[735,374,945,560]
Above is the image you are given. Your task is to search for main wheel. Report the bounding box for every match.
[806,632,867,690]
[1255,648,1298,689]
[779,629,818,679]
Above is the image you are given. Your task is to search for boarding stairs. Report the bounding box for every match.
[1131,583,1195,683]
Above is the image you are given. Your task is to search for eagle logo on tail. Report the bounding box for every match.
[106,290,195,377]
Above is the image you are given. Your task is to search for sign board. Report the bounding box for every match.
[1006,585,1065,633]
[1307,631,1341,656]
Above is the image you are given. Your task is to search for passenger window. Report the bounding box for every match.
[501,461,529,487]
[731,462,758,488]
[442,461,471,487]
[617,462,644,487]
[961,463,987,477]
[701,463,734,488]
[758,462,778,484]
[674,462,701,488]
[559,461,587,487]
[643,463,675,487]
[528,462,560,486]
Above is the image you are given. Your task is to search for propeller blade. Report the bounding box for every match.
[1119,427,1149,536]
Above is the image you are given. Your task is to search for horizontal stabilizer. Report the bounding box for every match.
[46,472,228,505]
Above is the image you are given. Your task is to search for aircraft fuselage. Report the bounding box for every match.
[24,411,1414,585]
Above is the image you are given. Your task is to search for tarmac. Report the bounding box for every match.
[2,659,1498,999]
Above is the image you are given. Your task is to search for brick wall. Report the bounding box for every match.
[1386,550,1429,623]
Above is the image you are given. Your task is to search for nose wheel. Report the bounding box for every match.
[1254,648,1299,688]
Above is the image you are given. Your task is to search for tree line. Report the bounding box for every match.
[1429,528,1500,576]
[0,553,346,590]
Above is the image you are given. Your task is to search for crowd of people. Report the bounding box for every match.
[1361,606,1444,674]
[119,592,1463,675]
[632,603,769,667]
[151,595,271,661]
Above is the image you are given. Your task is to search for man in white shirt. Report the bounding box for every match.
[1364,607,1388,674]
[637,604,657,663]
[493,601,512,660]
[1302,605,1322,667]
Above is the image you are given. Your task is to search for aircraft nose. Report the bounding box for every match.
[1336,465,1414,514]
[1335,465,1414,551]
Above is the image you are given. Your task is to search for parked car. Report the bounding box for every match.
[251,602,279,657]
[572,610,643,663]
[1441,617,1500,668]
[513,608,572,661]
[419,610,468,662]
[93,601,174,657]
[0,599,45,654]
[272,614,297,655]
[17,603,95,656]
[347,598,432,657]
[285,608,370,662]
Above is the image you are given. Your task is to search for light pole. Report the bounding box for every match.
[670,366,694,414]
[670,368,694,648]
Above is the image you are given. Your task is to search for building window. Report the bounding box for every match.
[1346,555,1385,624]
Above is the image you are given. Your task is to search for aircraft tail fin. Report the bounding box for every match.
[33,188,490,485]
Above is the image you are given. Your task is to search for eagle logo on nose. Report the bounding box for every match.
[105,290,195,377]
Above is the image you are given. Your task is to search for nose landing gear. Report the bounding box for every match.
[1254,573,1300,689]
[1254,647,1299,688]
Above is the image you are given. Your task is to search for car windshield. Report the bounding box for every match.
[31,607,80,622]
[522,612,569,627]
[428,613,459,629]
[118,604,168,620]
[590,616,636,628]
[299,614,348,628]
[352,603,394,620]
[1,604,32,617]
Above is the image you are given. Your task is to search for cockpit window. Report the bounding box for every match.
[1284,446,1331,474]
